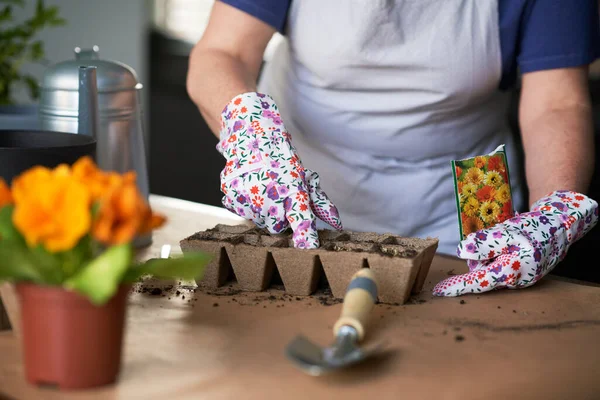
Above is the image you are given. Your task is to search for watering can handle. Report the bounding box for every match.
[74,45,100,60]
[77,66,99,139]
[333,268,378,342]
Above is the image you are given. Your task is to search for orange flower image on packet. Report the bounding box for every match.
[451,144,515,240]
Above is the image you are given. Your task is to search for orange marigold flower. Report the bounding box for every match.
[0,178,12,208]
[487,155,505,173]
[12,167,91,252]
[92,178,164,245]
[72,156,122,202]
[462,216,484,237]
[498,201,514,223]
[476,185,496,203]
[455,166,462,178]
[474,156,486,169]
[139,208,167,235]
[464,167,484,186]
[12,166,52,204]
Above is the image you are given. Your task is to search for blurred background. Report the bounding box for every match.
[6,0,284,209]
[3,0,600,281]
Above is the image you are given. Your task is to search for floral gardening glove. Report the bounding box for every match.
[216,92,343,249]
[433,190,598,296]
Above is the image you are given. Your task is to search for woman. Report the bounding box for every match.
[186,0,599,296]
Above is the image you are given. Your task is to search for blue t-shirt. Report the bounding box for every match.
[220,0,600,90]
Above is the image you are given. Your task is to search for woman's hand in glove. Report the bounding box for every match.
[216,92,343,249]
[433,190,598,296]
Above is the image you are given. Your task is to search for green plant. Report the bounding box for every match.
[0,0,65,105]
[0,156,211,305]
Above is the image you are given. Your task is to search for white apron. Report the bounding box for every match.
[257,0,526,255]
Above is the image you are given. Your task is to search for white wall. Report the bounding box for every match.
[13,0,151,106]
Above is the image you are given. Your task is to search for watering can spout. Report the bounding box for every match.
[77,66,99,139]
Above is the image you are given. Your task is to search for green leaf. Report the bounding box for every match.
[0,207,63,284]
[29,40,43,60]
[122,252,211,283]
[0,205,24,244]
[28,244,64,284]
[64,244,133,305]
[0,240,45,282]
[23,74,39,99]
[0,0,65,103]
[0,5,13,23]
[0,1,24,6]
[57,235,93,278]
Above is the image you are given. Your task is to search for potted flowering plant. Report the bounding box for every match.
[0,156,210,390]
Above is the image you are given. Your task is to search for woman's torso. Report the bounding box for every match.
[257,0,527,255]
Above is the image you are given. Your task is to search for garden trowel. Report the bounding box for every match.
[285,268,386,376]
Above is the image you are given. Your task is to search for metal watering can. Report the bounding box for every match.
[39,46,151,247]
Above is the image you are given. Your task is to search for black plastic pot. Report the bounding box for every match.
[0,130,96,183]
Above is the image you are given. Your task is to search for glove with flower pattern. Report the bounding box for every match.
[433,190,598,296]
[216,92,343,249]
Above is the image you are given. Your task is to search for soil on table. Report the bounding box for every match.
[131,276,438,308]
[132,277,345,307]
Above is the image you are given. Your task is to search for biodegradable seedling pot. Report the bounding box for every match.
[180,240,235,288]
[318,242,372,299]
[16,283,131,390]
[367,248,424,304]
[410,239,439,294]
[271,248,322,296]
[180,224,440,304]
[179,231,242,288]
[227,239,277,291]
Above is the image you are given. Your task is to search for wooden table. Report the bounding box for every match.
[1,195,600,400]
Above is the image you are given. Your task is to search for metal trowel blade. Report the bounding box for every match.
[285,334,387,376]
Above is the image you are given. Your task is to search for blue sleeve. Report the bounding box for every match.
[219,0,291,33]
[518,0,600,73]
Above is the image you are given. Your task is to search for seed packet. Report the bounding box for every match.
[451,144,515,240]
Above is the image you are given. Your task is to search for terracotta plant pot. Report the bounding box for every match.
[16,283,131,390]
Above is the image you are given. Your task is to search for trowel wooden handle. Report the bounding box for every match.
[333,268,378,341]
